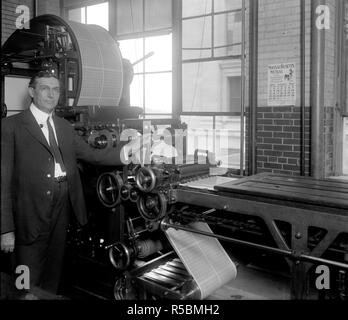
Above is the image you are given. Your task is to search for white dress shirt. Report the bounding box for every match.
[29,103,66,177]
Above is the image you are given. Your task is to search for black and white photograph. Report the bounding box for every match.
[0,0,347,314]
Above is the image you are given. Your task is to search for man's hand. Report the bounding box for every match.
[1,232,15,253]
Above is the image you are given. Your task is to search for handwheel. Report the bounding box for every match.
[135,166,156,192]
[109,242,135,271]
[96,172,123,207]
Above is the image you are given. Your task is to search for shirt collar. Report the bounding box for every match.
[30,103,53,125]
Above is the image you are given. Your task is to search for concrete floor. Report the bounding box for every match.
[207,264,291,300]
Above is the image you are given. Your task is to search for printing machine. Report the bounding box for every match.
[93,163,348,300]
[1,14,348,301]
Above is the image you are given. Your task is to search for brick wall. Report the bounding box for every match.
[257,0,311,107]
[257,106,310,175]
[322,0,338,176]
[253,0,338,177]
[254,0,311,176]
[324,106,334,176]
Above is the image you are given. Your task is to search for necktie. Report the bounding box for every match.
[46,117,66,173]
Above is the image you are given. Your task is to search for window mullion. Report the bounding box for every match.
[211,0,214,58]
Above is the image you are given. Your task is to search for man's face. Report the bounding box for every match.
[28,77,60,114]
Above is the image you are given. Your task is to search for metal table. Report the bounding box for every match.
[174,173,348,299]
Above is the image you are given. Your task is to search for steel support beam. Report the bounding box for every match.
[310,0,326,178]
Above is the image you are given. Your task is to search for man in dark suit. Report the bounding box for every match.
[0,70,131,297]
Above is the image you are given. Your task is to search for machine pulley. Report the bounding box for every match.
[137,192,168,222]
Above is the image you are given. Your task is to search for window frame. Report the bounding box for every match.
[112,0,173,118]
[175,0,246,174]
[118,33,173,116]
[64,1,110,27]
[341,0,348,174]
[333,0,348,175]
[64,0,173,118]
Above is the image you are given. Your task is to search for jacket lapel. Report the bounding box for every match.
[21,110,52,154]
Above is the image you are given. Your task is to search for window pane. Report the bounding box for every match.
[181,115,242,168]
[182,16,212,60]
[181,116,214,163]
[145,0,172,31]
[145,73,172,114]
[214,0,242,12]
[214,12,242,57]
[118,38,144,73]
[183,60,241,112]
[215,116,242,169]
[116,0,143,35]
[87,2,109,30]
[343,118,348,174]
[68,7,85,24]
[130,74,144,109]
[4,76,31,112]
[228,76,241,112]
[182,61,219,112]
[145,34,172,72]
[182,0,212,18]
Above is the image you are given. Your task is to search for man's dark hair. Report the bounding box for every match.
[28,70,61,89]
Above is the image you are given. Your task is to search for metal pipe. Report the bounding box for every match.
[161,220,348,270]
[132,52,155,66]
[300,254,348,270]
[300,0,306,176]
[161,220,292,256]
[248,0,258,175]
[172,0,182,119]
[310,0,326,178]
[333,0,345,174]
[240,0,246,176]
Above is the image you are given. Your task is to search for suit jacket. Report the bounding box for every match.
[1,109,124,244]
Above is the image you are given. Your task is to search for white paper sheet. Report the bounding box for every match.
[165,221,237,299]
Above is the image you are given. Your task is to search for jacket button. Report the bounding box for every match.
[47,191,51,195]
[47,174,51,178]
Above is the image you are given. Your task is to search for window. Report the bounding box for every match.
[118,34,172,115]
[181,115,243,168]
[65,0,172,117]
[115,0,173,117]
[4,76,31,117]
[179,0,245,172]
[115,0,172,37]
[67,2,109,30]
